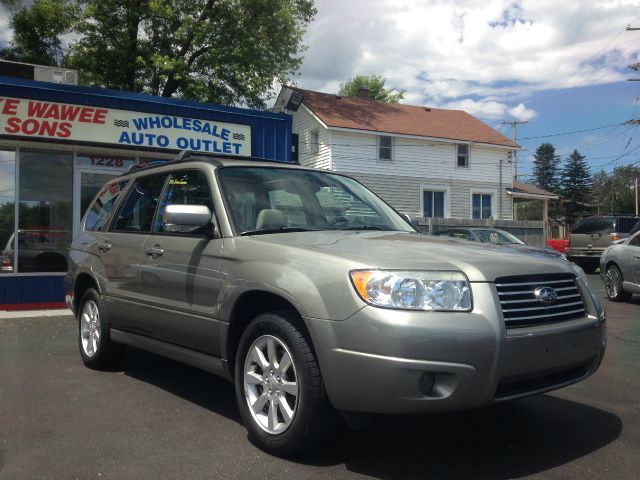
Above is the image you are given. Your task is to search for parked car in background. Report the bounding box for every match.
[66,155,606,457]
[1,229,68,273]
[567,215,639,273]
[600,230,640,302]
[432,227,566,260]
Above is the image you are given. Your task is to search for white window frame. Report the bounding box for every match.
[308,129,319,155]
[420,184,450,218]
[456,144,469,168]
[470,188,497,219]
[378,135,393,161]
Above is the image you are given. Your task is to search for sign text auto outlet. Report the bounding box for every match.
[0,97,251,156]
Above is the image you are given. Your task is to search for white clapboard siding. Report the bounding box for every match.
[289,107,332,170]
[331,131,511,184]
[346,171,513,220]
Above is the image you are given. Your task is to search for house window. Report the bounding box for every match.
[309,130,319,155]
[422,190,445,218]
[379,136,392,160]
[457,144,469,167]
[472,193,492,219]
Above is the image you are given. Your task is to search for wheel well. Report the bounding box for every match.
[226,291,307,372]
[604,260,621,275]
[74,273,98,313]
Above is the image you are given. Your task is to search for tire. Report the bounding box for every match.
[234,312,339,457]
[605,265,632,302]
[77,288,125,369]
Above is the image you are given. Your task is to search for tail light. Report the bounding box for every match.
[612,233,620,242]
[1,255,13,272]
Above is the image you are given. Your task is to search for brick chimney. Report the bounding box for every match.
[357,87,370,99]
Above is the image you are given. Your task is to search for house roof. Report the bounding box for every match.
[286,87,519,148]
[508,181,559,199]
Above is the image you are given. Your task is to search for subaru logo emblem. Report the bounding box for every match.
[534,286,558,304]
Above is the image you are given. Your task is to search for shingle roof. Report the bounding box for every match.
[288,87,519,148]
[509,181,559,199]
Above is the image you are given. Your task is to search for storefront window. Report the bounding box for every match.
[0,150,16,273]
[18,149,72,273]
[76,154,135,220]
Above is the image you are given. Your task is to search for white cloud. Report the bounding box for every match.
[298,0,640,119]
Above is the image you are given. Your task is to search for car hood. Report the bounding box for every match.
[250,231,573,282]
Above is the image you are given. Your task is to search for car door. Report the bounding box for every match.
[138,169,224,355]
[102,173,168,333]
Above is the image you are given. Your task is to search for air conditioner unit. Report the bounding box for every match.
[0,59,78,85]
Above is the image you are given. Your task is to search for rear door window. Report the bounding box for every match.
[112,174,167,233]
[571,217,614,234]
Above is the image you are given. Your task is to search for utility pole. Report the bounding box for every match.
[636,177,639,216]
[502,120,528,181]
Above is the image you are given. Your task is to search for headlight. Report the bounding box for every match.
[350,270,472,311]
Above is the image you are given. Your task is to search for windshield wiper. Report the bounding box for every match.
[240,227,318,236]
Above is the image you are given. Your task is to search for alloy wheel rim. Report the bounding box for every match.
[80,300,101,357]
[243,335,299,435]
[606,268,620,298]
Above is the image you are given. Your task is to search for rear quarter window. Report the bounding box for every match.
[85,180,128,232]
[571,217,614,234]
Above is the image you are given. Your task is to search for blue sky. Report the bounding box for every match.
[296,0,640,179]
[2,0,640,180]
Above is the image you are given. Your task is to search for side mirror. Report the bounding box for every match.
[162,204,212,233]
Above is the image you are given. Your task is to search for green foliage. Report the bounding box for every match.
[2,0,316,108]
[338,74,405,103]
[592,165,640,214]
[0,0,76,66]
[532,143,561,193]
[560,150,592,223]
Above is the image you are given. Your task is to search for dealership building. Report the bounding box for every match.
[0,74,293,309]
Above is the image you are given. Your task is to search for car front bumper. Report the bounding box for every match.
[304,282,606,414]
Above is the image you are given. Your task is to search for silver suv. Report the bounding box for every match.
[567,215,639,273]
[66,154,607,456]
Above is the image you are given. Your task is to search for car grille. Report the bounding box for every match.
[495,273,586,328]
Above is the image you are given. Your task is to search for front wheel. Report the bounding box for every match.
[234,312,338,457]
[605,265,632,302]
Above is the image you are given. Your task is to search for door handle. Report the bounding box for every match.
[146,246,164,258]
[98,241,112,252]
[634,255,640,260]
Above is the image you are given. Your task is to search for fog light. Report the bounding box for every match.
[419,373,435,395]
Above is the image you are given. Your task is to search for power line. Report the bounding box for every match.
[517,122,623,140]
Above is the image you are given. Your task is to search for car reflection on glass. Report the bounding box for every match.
[432,227,566,260]
[0,229,68,273]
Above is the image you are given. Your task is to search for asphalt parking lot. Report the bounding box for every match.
[1,274,639,480]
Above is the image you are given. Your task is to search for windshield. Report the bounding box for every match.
[218,166,415,235]
[473,229,525,245]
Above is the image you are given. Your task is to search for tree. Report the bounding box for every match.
[0,0,76,66]
[560,150,592,223]
[1,0,317,108]
[592,165,640,214]
[532,143,561,193]
[338,74,404,103]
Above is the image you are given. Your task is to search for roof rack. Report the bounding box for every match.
[124,151,297,175]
